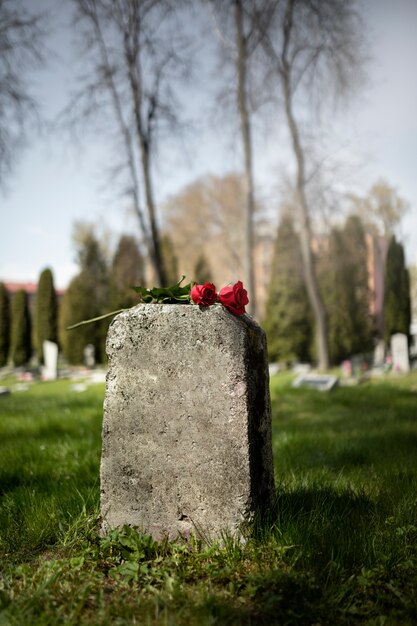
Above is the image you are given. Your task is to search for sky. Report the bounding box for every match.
[1,0,417,290]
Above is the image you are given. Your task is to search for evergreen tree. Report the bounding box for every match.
[0,282,10,366]
[110,235,144,309]
[264,216,313,363]
[160,234,178,285]
[383,236,411,342]
[10,290,32,366]
[60,274,97,365]
[60,230,110,364]
[194,253,213,284]
[320,215,374,364]
[35,268,58,363]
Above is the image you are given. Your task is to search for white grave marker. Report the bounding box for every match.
[42,341,58,380]
[391,333,410,373]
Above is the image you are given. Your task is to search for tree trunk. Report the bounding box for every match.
[282,80,329,369]
[125,36,167,286]
[279,2,329,368]
[89,13,155,268]
[140,138,167,286]
[234,0,256,316]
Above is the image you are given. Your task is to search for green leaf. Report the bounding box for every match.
[131,276,194,304]
[68,277,195,331]
[110,561,139,582]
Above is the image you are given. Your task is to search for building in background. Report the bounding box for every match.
[3,282,65,311]
[365,234,389,338]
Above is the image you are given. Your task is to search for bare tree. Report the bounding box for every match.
[350,179,409,240]
[233,0,255,315]
[162,173,259,287]
[258,0,367,370]
[206,0,271,317]
[66,0,189,285]
[0,0,45,188]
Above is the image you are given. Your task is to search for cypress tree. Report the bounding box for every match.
[0,282,10,366]
[264,216,313,363]
[383,236,411,342]
[60,231,110,364]
[110,235,144,309]
[160,234,178,285]
[35,268,58,363]
[10,290,32,366]
[60,274,96,365]
[320,215,374,364]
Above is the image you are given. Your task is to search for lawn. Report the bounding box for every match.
[1,373,417,625]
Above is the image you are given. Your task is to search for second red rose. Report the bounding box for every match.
[218,281,249,315]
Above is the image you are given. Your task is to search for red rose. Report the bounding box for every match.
[218,281,249,315]
[191,282,218,307]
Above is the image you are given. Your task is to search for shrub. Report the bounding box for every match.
[0,282,10,366]
[35,268,58,363]
[10,289,32,366]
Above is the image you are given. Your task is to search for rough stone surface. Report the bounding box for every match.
[100,304,275,541]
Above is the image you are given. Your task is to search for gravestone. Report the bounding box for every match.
[42,341,58,380]
[84,344,95,368]
[293,373,338,391]
[268,363,280,377]
[292,363,311,375]
[391,333,410,373]
[373,340,385,367]
[101,304,275,541]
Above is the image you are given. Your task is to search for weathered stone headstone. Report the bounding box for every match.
[42,340,58,380]
[391,333,410,373]
[101,304,275,541]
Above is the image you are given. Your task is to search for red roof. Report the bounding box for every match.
[2,282,65,296]
[4,282,37,294]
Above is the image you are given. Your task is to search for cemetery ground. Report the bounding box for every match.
[1,374,417,625]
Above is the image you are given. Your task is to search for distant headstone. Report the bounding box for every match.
[100,304,275,541]
[14,383,30,392]
[42,341,58,380]
[293,373,338,392]
[0,386,10,397]
[373,340,385,367]
[84,344,95,368]
[70,383,88,393]
[268,363,280,376]
[292,363,311,375]
[351,355,364,377]
[391,333,410,373]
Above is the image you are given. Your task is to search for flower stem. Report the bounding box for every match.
[66,309,127,331]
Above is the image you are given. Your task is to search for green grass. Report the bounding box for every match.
[0,381,102,559]
[1,373,417,624]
